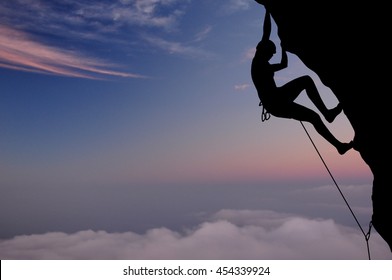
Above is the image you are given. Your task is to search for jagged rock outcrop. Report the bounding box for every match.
[254,0,391,251]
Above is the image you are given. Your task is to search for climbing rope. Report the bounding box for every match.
[299,121,372,260]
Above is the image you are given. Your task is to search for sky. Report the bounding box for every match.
[0,0,390,260]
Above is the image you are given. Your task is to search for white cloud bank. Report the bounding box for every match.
[0,210,390,260]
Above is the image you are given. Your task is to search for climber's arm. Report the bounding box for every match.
[271,48,288,71]
[261,10,271,43]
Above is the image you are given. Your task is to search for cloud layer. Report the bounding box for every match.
[1,210,390,260]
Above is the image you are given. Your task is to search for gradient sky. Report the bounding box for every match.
[1,0,390,260]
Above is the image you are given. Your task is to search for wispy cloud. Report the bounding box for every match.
[0,26,146,79]
[142,35,214,58]
[0,0,189,37]
[0,210,390,259]
[193,26,213,42]
[131,0,189,29]
[0,1,194,77]
[235,83,251,91]
[221,0,252,14]
[244,47,256,61]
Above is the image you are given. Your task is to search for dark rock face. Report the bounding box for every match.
[255,0,390,251]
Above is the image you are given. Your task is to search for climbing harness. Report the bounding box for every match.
[259,101,271,122]
[299,121,373,260]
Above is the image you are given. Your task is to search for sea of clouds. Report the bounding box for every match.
[1,209,390,260]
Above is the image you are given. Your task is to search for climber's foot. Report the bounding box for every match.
[326,104,343,123]
[337,141,354,155]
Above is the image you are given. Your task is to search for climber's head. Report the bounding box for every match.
[256,39,276,59]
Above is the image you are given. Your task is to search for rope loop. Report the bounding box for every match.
[259,101,271,122]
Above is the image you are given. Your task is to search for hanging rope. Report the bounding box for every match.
[299,121,372,260]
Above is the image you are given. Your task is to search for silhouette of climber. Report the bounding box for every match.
[251,9,353,155]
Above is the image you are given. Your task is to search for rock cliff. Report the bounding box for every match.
[254,0,391,251]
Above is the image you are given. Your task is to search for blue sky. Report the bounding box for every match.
[0,0,390,259]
